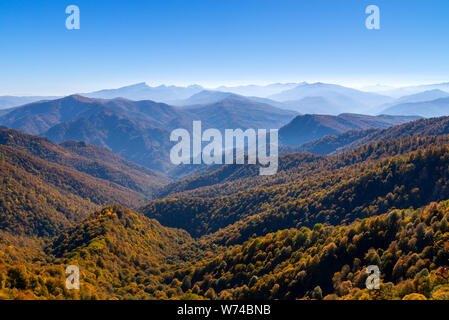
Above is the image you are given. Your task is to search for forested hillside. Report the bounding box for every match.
[293,116,449,155]
[165,201,449,300]
[144,141,449,244]
[0,205,201,299]
[0,129,165,238]
[278,113,419,146]
[2,117,449,300]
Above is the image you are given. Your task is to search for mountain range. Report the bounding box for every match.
[366,82,449,98]
[268,82,395,114]
[82,82,204,103]
[0,94,296,173]
[3,81,449,118]
[215,83,301,97]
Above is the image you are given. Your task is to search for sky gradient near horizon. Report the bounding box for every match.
[1,0,449,95]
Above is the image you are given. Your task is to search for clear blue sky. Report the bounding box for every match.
[1,0,448,95]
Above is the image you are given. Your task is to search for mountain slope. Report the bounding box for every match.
[0,95,190,136]
[4,127,449,300]
[278,113,419,146]
[49,204,192,266]
[334,116,449,153]
[289,116,449,155]
[0,133,160,237]
[156,115,449,200]
[0,128,165,194]
[166,201,449,300]
[378,82,449,98]
[0,95,297,173]
[394,89,449,104]
[215,83,300,97]
[0,149,97,238]
[183,96,296,131]
[283,128,379,155]
[0,205,194,299]
[143,134,449,244]
[0,95,104,135]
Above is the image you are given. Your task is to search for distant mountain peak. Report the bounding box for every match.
[83,83,204,103]
[63,94,95,103]
[130,82,149,88]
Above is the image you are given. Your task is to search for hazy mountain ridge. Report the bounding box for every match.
[372,82,449,98]
[268,82,394,114]
[0,96,59,110]
[154,124,449,201]
[83,82,204,103]
[215,83,301,97]
[3,81,449,118]
[278,113,420,146]
[0,144,147,237]
[381,97,449,118]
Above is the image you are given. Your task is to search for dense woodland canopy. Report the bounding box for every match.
[1,117,449,300]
